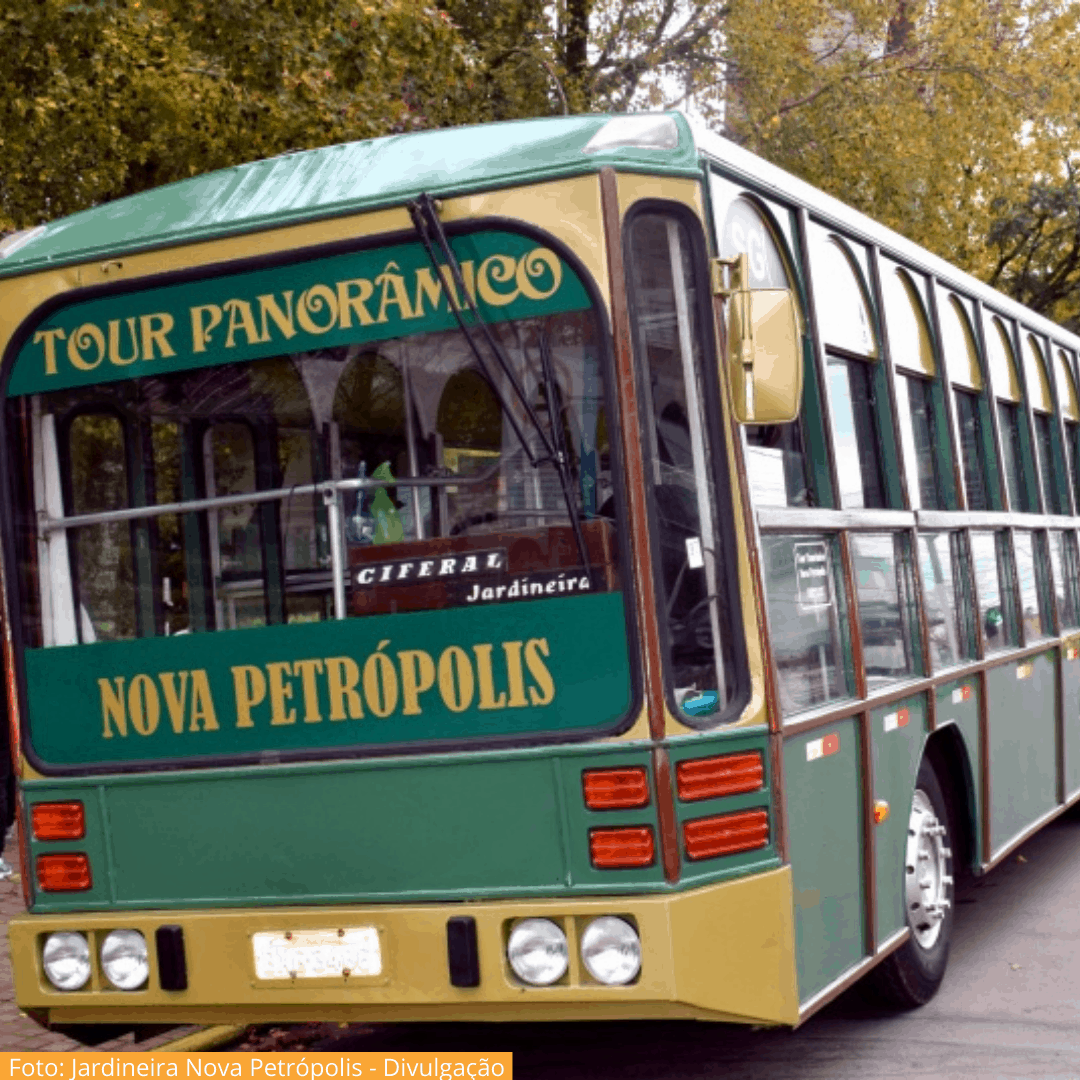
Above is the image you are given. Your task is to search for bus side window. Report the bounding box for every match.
[849,532,920,690]
[1013,529,1049,642]
[970,529,1018,653]
[918,531,973,671]
[1055,347,1080,514]
[714,194,811,508]
[1049,528,1080,630]
[1023,335,1063,514]
[760,532,852,717]
[984,317,1028,512]
[940,294,991,511]
[810,231,888,510]
[883,263,948,510]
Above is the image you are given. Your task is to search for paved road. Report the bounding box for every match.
[312,807,1080,1079]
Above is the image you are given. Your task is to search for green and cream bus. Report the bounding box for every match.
[4,112,1077,1040]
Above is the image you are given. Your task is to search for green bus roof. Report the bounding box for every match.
[0,114,700,279]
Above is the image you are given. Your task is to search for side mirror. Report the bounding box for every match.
[715,255,803,424]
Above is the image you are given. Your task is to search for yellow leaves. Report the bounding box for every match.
[725,0,1080,296]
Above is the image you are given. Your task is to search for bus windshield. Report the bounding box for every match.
[5,227,635,770]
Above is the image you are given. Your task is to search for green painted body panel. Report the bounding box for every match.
[868,694,927,943]
[783,718,864,1002]
[986,651,1057,854]
[25,741,652,913]
[9,230,589,397]
[24,728,779,914]
[935,675,982,864]
[0,116,699,280]
[668,732,779,888]
[25,592,633,770]
[1062,645,1080,800]
[557,750,667,894]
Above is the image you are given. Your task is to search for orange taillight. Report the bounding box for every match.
[36,853,92,892]
[31,801,85,841]
[676,752,763,801]
[683,809,769,861]
[589,827,655,869]
[582,767,650,810]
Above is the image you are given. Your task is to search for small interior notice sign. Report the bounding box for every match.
[686,536,705,569]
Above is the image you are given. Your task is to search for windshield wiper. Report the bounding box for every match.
[406,193,593,581]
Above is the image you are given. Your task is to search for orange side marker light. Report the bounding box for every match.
[37,854,92,892]
[589,827,655,869]
[583,767,650,809]
[683,809,769,861]
[31,802,85,841]
[676,752,763,801]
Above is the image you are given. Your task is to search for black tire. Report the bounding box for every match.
[869,756,954,1008]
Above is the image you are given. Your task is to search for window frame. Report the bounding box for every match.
[3,213,650,775]
[807,226,901,511]
[880,261,955,512]
[1022,331,1067,516]
[981,311,1038,513]
[848,529,923,691]
[623,198,751,729]
[916,529,976,673]
[759,528,855,720]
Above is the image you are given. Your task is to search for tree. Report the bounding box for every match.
[561,0,728,113]
[438,0,731,118]
[986,170,1080,331]
[0,0,474,232]
[722,0,1080,299]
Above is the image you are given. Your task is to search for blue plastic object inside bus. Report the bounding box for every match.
[681,691,719,717]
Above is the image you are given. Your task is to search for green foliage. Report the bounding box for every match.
[986,170,1080,332]
[9,0,1080,329]
[0,0,738,232]
[0,0,474,231]
[723,0,1080,320]
[439,0,556,119]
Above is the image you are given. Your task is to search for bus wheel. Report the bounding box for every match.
[870,757,954,1008]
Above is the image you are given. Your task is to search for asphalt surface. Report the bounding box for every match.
[295,806,1080,1079]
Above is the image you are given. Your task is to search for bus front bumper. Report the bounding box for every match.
[9,867,798,1027]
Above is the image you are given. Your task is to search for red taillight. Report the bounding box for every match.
[676,752,763,801]
[36,853,92,892]
[589,827,655,869]
[31,802,85,841]
[683,809,769,861]
[582,767,650,810]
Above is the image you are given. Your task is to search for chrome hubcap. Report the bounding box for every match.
[904,789,952,949]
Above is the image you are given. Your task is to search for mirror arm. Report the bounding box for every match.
[713,254,756,417]
[710,253,748,299]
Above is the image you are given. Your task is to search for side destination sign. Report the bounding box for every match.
[23,592,632,768]
[6,231,590,397]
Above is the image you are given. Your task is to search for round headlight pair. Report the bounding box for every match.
[507,916,641,987]
[42,930,148,991]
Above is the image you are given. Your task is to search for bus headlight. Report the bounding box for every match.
[100,929,149,990]
[42,932,91,991]
[507,918,568,985]
[580,916,641,985]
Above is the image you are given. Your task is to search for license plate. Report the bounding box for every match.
[252,927,382,980]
